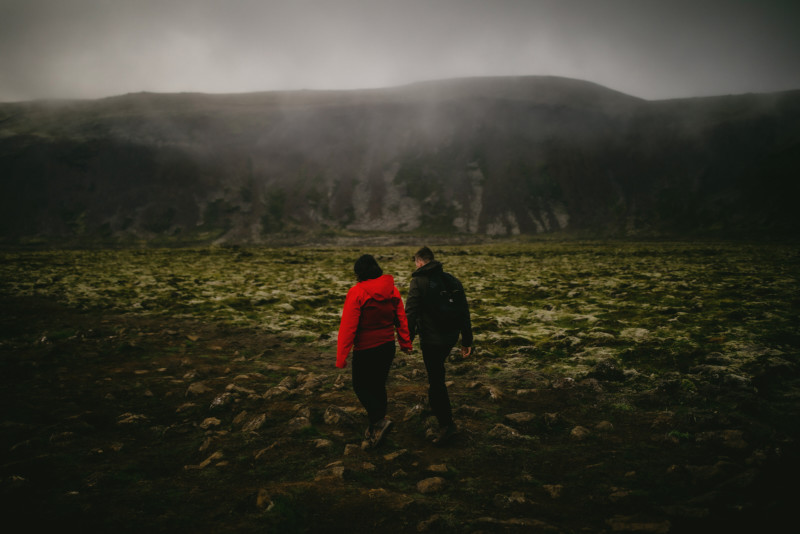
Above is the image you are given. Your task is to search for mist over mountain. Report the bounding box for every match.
[1,76,798,245]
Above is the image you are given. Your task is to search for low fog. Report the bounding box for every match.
[1,0,799,102]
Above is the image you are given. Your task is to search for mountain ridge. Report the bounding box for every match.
[1,75,798,245]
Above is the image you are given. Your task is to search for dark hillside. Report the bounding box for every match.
[1,76,798,245]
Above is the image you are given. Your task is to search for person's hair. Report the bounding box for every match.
[413,246,434,263]
[354,254,383,281]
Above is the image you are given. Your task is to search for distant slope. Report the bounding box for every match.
[1,75,798,245]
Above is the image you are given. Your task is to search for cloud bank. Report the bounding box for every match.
[1,0,799,101]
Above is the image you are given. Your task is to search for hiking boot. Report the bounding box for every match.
[369,418,393,448]
[431,423,458,445]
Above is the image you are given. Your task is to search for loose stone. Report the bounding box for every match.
[570,426,591,440]
[242,413,267,432]
[505,412,536,424]
[417,477,446,494]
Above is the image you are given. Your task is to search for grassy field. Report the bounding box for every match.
[1,242,799,532]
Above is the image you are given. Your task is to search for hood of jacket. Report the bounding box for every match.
[411,260,443,278]
[357,274,396,300]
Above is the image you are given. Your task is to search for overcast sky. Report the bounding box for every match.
[1,0,799,102]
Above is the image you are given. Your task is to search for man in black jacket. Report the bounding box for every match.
[405,246,473,444]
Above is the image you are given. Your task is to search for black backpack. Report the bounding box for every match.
[426,272,468,331]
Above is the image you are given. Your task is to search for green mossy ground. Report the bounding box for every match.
[1,242,798,532]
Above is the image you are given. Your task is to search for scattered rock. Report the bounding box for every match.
[186,382,211,396]
[117,413,148,425]
[242,413,267,433]
[184,451,224,470]
[570,426,591,441]
[488,424,536,442]
[427,464,448,473]
[333,374,349,390]
[577,377,604,392]
[226,383,256,395]
[313,439,333,449]
[254,439,290,460]
[505,412,536,424]
[605,515,670,533]
[417,477,446,494]
[176,403,196,413]
[454,404,483,416]
[324,406,357,426]
[551,377,575,389]
[199,417,221,429]
[232,410,248,426]
[256,488,272,510]
[403,403,426,421]
[542,484,563,499]
[485,386,504,400]
[298,373,327,392]
[294,404,312,419]
[344,444,360,456]
[263,386,291,400]
[595,421,615,433]
[384,449,408,461]
[587,358,625,381]
[315,464,345,480]
[209,393,233,409]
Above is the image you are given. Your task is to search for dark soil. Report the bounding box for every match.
[1,293,798,533]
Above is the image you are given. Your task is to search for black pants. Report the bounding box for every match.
[421,343,454,427]
[352,341,395,425]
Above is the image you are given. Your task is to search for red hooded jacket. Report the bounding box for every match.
[336,274,412,368]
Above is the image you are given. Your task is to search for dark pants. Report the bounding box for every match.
[421,343,454,427]
[351,341,395,425]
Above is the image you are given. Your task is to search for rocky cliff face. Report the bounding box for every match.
[1,76,799,245]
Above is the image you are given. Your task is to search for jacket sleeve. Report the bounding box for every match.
[336,287,362,368]
[404,277,423,342]
[458,279,474,348]
[392,286,413,351]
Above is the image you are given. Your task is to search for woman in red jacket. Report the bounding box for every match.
[337,254,412,448]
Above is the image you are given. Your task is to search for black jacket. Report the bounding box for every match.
[405,260,473,347]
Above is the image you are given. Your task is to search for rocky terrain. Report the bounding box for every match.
[2,76,799,246]
[1,242,798,532]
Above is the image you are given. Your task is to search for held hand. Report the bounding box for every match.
[461,346,472,358]
[336,352,351,369]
